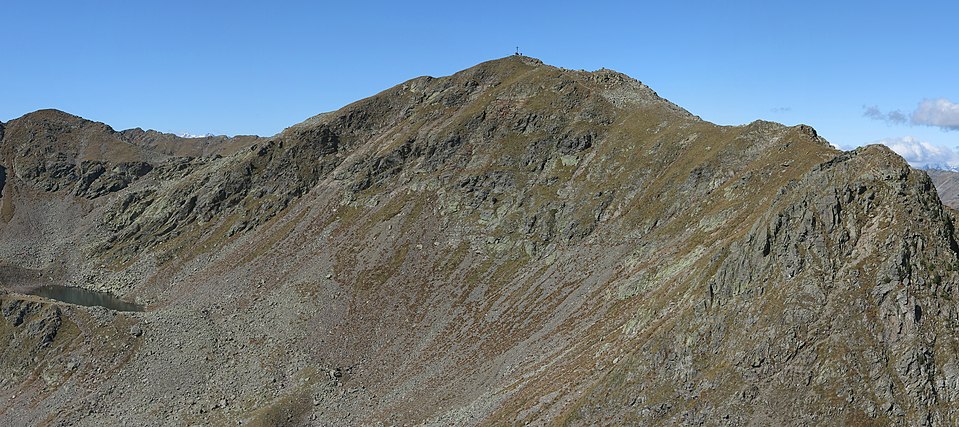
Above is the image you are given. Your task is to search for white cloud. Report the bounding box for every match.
[912,98,959,131]
[878,136,959,169]
[864,99,959,132]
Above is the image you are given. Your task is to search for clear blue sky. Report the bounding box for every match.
[2,1,956,165]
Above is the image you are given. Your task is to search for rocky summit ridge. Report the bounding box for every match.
[2,56,959,425]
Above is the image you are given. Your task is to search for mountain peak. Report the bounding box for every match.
[14,108,88,125]
[285,56,697,138]
[489,53,546,64]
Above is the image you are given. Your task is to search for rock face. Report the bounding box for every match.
[2,56,959,425]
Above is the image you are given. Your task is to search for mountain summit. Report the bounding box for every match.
[2,56,959,425]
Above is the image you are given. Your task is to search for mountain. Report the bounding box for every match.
[923,164,959,174]
[3,56,959,425]
[174,132,216,139]
[926,169,959,210]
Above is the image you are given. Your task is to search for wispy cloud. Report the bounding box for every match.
[770,106,791,113]
[878,136,959,169]
[912,99,959,131]
[863,105,908,125]
[865,98,959,131]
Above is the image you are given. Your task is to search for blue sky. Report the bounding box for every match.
[2,1,956,166]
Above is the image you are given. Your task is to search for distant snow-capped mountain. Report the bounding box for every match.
[175,132,214,138]
[921,164,959,173]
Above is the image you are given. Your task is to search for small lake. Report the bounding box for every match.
[29,285,143,312]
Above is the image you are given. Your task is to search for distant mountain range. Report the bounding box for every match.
[923,164,959,173]
[926,168,959,210]
[174,132,215,139]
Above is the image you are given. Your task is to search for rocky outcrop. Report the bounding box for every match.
[96,122,347,262]
[0,110,260,202]
[1,298,63,347]
[564,146,959,425]
[0,110,157,197]
[0,297,68,396]
[0,165,6,199]
[73,160,154,198]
